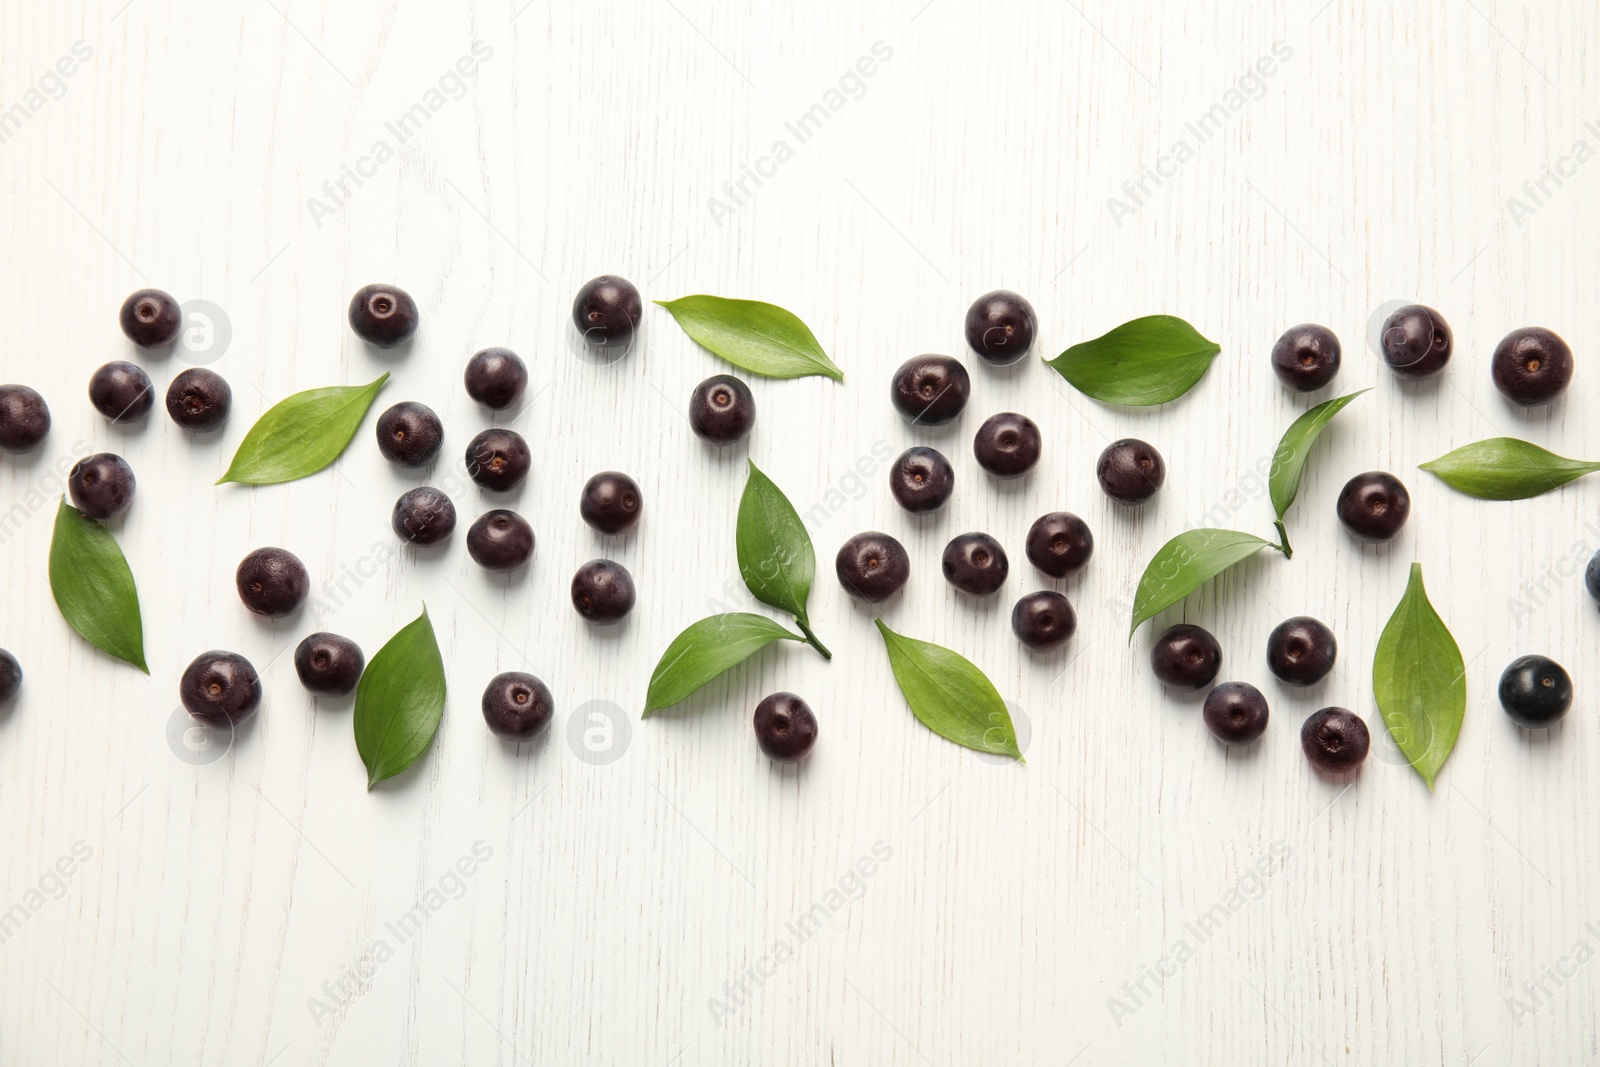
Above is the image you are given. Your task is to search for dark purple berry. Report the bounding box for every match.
[1011,591,1076,652]
[466,509,535,571]
[235,547,309,617]
[753,692,818,762]
[1203,682,1269,745]
[1301,707,1370,773]
[1150,624,1221,691]
[1266,616,1337,686]
[580,471,642,534]
[464,347,528,410]
[1025,512,1093,578]
[572,275,641,349]
[1498,655,1572,728]
[1271,324,1341,391]
[376,402,444,467]
[392,487,457,545]
[1379,303,1452,380]
[889,446,954,513]
[482,671,554,740]
[1492,327,1572,407]
[835,532,910,602]
[689,375,755,444]
[0,385,50,452]
[0,649,20,704]
[120,289,182,348]
[1336,471,1409,542]
[68,453,135,520]
[348,284,419,347]
[964,289,1036,365]
[973,412,1041,478]
[88,361,154,422]
[572,560,635,623]
[1097,438,1165,505]
[942,532,1008,596]
[465,428,531,492]
[179,651,262,727]
[165,368,231,431]
[293,633,364,696]
[890,355,971,425]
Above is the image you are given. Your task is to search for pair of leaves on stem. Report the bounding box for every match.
[1420,438,1600,500]
[657,296,845,382]
[1045,315,1221,405]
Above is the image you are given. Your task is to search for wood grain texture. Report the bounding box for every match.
[1,0,1596,1062]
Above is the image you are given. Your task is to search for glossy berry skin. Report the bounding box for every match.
[572,275,641,349]
[1492,327,1573,407]
[1379,303,1452,380]
[482,671,554,740]
[467,509,535,571]
[835,532,910,602]
[348,284,419,347]
[464,347,528,410]
[465,428,531,492]
[942,532,1009,596]
[1336,471,1409,542]
[179,651,262,727]
[166,368,231,431]
[1203,682,1269,745]
[754,692,818,762]
[890,355,971,425]
[0,649,20,704]
[68,453,135,520]
[571,560,635,623]
[889,447,954,514]
[88,361,154,422]
[1025,512,1093,578]
[973,412,1041,478]
[120,289,182,348]
[293,633,364,696]
[1270,324,1341,391]
[236,547,310,617]
[0,385,51,452]
[1498,655,1573,728]
[1150,624,1222,691]
[376,402,444,467]
[1301,707,1370,773]
[580,471,642,534]
[392,487,457,545]
[1586,549,1600,604]
[1011,591,1076,652]
[964,290,1037,365]
[1097,439,1165,505]
[689,375,755,444]
[1266,616,1337,686]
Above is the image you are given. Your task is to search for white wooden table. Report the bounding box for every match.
[2,1,1595,1062]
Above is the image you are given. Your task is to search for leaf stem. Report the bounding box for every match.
[795,617,832,660]
[1273,520,1293,559]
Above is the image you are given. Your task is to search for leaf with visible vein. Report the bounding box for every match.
[643,613,805,716]
[218,373,390,485]
[1419,438,1600,500]
[875,620,1022,761]
[1044,315,1220,405]
[354,606,446,789]
[1269,389,1369,520]
[1373,564,1465,790]
[48,499,147,672]
[655,295,844,381]
[1130,529,1279,636]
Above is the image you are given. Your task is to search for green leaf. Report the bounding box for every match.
[1130,528,1278,636]
[1419,438,1600,500]
[1045,315,1220,405]
[736,461,828,658]
[874,620,1021,761]
[218,373,390,485]
[47,499,147,672]
[355,606,446,789]
[1269,389,1370,520]
[655,295,844,381]
[1373,564,1465,790]
[643,613,804,716]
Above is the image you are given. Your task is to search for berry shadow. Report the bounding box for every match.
[497,726,554,758]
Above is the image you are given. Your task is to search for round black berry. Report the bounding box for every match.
[376,402,444,467]
[973,412,1041,478]
[1492,327,1572,407]
[465,428,531,492]
[0,649,20,704]
[120,288,182,348]
[689,375,755,444]
[348,284,419,347]
[1025,512,1093,578]
[293,633,364,696]
[88,361,154,422]
[392,487,457,545]
[1586,549,1600,604]
[835,532,910,602]
[1270,323,1341,391]
[889,447,954,513]
[1337,471,1409,542]
[0,385,50,452]
[1150,624,1222,691]
[165,368,231,431]
[466,509,535,571]
[1097,438,1165,505]
[942,532,1009,596]
[1266,616,1337,686]
[68,453,135,520]
[964,289,1037,366]
[1379,303,1452,380]
[1301,707,1370,773]
[1498,654,1572,728]
[572,275,641,349]
[1203,682,1269,745]
[179,651,262,727]
[464,347,528,410]
[580,471,642,534]
[571,560,635,623]
[890,355,971,425]
[754,692,818,762]
[482,671,554,740]
[1011,590,1076,652]
[235,547,309,617]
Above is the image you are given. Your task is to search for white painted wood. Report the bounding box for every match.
[1,0,1595,1061]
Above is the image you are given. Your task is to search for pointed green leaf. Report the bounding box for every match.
[643,613,805,716]
[874,620,1021,761]
[47,499,147,672]
[1045,315,1220,405]
[1130,528,1278,636]
[655,295,844,381]
[1269,388,1370,519]
[736,461,828,658]
[1373,564,1465,790]
[1419,437,1600,500]
[355,606,446,789]
[218,373,390,485]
